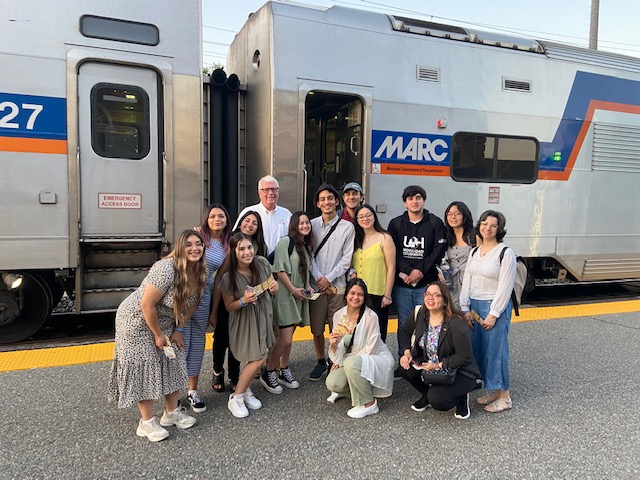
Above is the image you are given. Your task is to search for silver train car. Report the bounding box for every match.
[227,2,640,288]
[1,0,203,342]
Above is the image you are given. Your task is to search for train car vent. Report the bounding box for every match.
[503,77,532,93]
[417,66,440,83]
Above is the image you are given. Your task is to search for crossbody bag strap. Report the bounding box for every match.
[314,218,341,257]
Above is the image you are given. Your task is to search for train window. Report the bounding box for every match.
[451,132,538,183]
[80,15,159,46]
[91,84,150,159]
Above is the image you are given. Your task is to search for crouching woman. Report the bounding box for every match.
[398,281,480,419]
[326,278,394,419]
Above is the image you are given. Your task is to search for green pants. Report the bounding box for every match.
[325,355,373,407]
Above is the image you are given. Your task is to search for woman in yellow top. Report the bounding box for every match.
[351,204,396,342]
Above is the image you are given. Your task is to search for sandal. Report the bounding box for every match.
[212,369,225,393]
[476,391,499,405]
[483,397,512,413]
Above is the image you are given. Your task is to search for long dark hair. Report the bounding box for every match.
[288,211,314,279]
[227,233,263,296]
[416,281,463,323]
[444,201,475,247]
[198,203,231,251]
[352,204,387,250]
[343,278,369,353]
[233,210,267,257]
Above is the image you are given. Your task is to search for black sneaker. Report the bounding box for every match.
[260,369,283,394]
[411,395,430,412]
[187,391,207,413]
[454,393,470,420]
[393,366,403,381]
[308,361,328,381]
[278,367,300,389]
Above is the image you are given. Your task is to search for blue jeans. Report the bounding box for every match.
[470,298,511,391]
[392,285,426,356]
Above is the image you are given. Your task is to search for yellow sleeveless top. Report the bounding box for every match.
[352,241,387,296]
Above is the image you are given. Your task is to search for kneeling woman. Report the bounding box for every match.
[219,233,278,418]
[398,281,480,420]
[326,278,394,419]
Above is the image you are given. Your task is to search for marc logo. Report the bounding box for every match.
[403,236,424,249]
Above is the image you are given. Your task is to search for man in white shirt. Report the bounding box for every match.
[308,184,355,381]
[235,175,292,255]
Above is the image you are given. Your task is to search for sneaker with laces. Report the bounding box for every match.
[136,417,169,442]
[243,388,263,410]
[411,395,431,412]
[454,393,471,420]
[278,367,300,389]
[187,391,207,413]
[160,406,197,429]
[308,361,328,381]
[228,393,249,418]
[260,369,283,394]
[347,399,379,419]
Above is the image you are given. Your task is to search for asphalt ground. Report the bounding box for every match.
[1,311,639,479]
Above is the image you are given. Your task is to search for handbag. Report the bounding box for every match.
[421,367,458,386]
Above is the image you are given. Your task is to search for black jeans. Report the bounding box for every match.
[369,294,390,343]
[400,365,477,411]
[212,303,240,382]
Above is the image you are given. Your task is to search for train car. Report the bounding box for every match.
[227,1,640,289]
[0,0,203,342]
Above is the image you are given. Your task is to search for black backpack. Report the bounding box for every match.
[267,236,295,264]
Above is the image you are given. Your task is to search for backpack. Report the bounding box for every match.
[266,236,294,265]
[471,246,528,316]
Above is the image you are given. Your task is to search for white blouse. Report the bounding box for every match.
[459,244,517,318]
[329,306,394,397]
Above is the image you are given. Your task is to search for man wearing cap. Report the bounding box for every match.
[235,175,292,255]
[339,182,364,222]
[308,184,355,381]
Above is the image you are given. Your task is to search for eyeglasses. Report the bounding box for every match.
[446,211,462,217]
[260,187,279,193]
[424,292,443,299]
[356,213,373,221]
[480,221,499,229]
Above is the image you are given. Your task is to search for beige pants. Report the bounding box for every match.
[325,356,373,407]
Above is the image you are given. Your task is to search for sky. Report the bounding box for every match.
[202,0,640,69]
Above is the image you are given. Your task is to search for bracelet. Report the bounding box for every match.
[383,295,392,301]
[238,298,245,307]
[174,327,184,333]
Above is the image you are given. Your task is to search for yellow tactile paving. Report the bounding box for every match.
[1,300,638,373]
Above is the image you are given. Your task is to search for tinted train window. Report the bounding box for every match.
[80,15,159,46]
[451,132,538,183]
[91,84,150,159]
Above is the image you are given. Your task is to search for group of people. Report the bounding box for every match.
[108,175,518,442]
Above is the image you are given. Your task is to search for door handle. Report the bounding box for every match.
[350,135,359,156]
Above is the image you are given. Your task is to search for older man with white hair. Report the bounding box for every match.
[235,175,292,255]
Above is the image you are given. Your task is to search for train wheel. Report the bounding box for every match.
[0,272,52,344]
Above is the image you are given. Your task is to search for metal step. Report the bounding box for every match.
[81,287,136,311]
[83,267,149,289]
[84,249,159,269]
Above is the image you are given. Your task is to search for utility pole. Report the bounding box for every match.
[589,0,599,50]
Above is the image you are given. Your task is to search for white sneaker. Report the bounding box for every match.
[243,388,263,410]
[228,394,249,418]
[136,417,169,442]
[347,399,379,419]
[326,392,344,404]
[160,406,197,429]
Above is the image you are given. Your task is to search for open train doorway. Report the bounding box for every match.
[304,92,363,212]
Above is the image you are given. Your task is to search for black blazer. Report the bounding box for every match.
[398,307,480,380]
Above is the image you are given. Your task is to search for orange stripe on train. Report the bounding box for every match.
[0,136,67,154]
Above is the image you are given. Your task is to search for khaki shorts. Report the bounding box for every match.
[309,293,346,336]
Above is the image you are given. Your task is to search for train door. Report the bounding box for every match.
[78,63,161,238]
[304,92,363,212]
